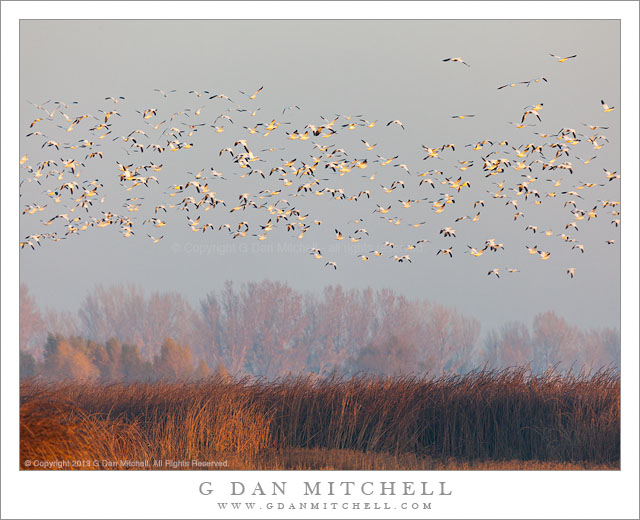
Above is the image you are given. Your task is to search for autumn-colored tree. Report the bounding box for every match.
[43,334,99,381]
[120,343,152,381]
[20,349,37,379]
[153,338,194,381]
[193,359,210,380]
[87,338,125,381]
[355,335,420,375]
[104,337,125,379]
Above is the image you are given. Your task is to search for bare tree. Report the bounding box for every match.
[422,303,481,374]
[483,321,533,368]
[21,282,620,380]
[19,283,45,353]
[79,284,200,359]
[532,311,580,372]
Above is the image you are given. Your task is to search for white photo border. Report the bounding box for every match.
[2,2,638,519]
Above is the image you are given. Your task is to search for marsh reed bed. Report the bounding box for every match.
[20,367,620,470]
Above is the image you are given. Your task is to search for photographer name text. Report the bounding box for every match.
[200,480,452,497]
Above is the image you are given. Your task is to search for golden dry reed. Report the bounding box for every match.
[20,367,620,470]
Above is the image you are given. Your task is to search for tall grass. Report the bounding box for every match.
[20,367,620,470]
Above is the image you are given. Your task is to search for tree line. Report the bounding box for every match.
[19,282,620,381]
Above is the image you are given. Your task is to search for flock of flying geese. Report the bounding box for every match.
[20,53,620,279]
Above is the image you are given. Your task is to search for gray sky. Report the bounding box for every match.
[19,20,620,331]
